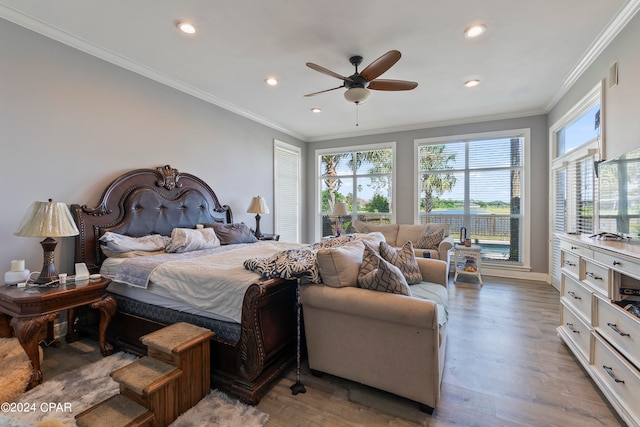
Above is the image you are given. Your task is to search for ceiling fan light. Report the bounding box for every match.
[344,87,370,103]
[176,21,197,34]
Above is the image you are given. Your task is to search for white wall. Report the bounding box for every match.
[0,18,305,277]
[549,10,640,159]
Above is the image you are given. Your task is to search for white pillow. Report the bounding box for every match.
[99,232,170,253]
[166,227,220,253]
[316,240,365,288]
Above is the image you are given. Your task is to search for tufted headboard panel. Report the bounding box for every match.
[70,165,233,272]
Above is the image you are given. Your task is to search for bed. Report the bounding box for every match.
[70,165,298,404]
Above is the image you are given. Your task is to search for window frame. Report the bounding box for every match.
[548,82,603,289]
[314,142,396,242]
[414,128,531,270]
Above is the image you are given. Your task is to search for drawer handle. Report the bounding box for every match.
[607,322,630,337]
[612,260,621,266]
[603,365,625,384]
[566,323,579,333]
[567,291,581,300]
[585,272,602,280]
[564,261,576,267]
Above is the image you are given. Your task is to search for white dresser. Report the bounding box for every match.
[557,233,640,427]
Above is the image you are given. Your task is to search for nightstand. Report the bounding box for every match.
[259,233,280,241]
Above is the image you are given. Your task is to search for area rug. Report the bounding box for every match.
[2,351,269,427]
[0,337,36,404]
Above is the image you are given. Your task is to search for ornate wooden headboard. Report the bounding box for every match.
[70,165,233,272]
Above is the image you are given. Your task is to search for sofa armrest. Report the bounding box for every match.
[301,284,439,329]
[438,236,454,262]
[416,258,448,286]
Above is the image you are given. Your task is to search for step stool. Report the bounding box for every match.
[140,322,214,413]
[111,356,182,427]
[75,394,154,427]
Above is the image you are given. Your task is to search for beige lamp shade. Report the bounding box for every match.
[15,199,79,238]
[15,199,78,284]
[332,202,349,217]
[246,196,270,214]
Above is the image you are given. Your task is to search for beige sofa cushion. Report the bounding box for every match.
[352,221,399,246]
[316,240,365,288]
[396,224,449,248]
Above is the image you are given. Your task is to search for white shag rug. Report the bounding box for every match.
[1,351,269,427]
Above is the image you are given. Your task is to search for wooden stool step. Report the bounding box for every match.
[141,322,214,413]
[76,394,154,427]
[111,356,182,427]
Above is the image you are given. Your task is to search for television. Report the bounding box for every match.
[597,147,640,237]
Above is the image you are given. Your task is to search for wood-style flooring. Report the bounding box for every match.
[41,277,624,427]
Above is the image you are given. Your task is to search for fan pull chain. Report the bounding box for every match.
[355,102,359,126]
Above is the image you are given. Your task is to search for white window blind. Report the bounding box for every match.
[416,133,525,264]
[274,141,301,243]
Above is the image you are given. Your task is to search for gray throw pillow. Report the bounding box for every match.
[379,241,423,285]
[208,223,258,245]
[357,243,411,296]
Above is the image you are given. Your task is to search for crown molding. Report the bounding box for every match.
[0,4,306,141]
[545,0,640,112]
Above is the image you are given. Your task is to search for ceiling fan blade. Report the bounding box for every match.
[359,50,402,81]
[368,79,418,91]
[306,62,354,82]
[303,86,344,97]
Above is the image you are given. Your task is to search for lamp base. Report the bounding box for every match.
[34,237,59,285]
[254,214,263,239]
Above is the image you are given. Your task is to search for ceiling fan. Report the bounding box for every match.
[304,50,418,104]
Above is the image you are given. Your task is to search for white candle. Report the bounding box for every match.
[11,259,25,272]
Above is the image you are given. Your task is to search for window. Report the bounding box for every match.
[549,83,602,289]
[415,130,529,266]
[274,140,301,243]
[316,143,395,239]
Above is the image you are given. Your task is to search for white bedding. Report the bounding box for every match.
[100,241,303,324]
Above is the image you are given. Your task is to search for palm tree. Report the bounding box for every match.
[419,145,457,213]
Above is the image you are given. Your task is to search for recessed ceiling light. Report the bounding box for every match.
[464,79,480,88]
[265,77,278,86]
[464,24,486,38]
[311,107,322,113]
[176,21,197,34]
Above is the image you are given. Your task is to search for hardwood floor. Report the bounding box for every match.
[41,277,624,426]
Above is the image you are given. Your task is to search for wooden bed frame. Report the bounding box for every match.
[70,165,296,404]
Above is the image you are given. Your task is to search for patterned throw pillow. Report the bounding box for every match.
[379,241,423,285]
[243,248,321,283]
[357,244,411,296]
[415,228,445,249]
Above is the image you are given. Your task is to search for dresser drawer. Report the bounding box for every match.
[583,259,610,297]
[561,250,580,278]
[559,301,592,361]
[594,250,640,280]
[561,274,593,321]
[594,294,640,370]
[560,239,593,258]
[592,333,640,424]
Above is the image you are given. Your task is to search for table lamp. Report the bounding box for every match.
[247,196,270,239]
[15,199,79,284]
[332,202,348,236]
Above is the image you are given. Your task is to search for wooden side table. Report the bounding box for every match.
[0,277,116,388]
[453,244,483,286]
